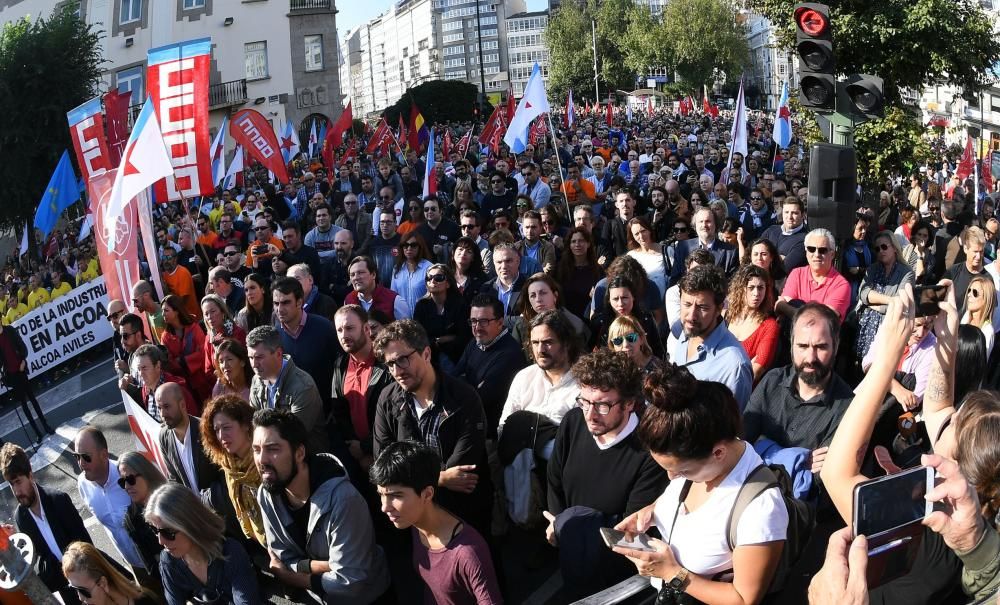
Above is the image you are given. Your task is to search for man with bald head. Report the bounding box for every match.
[130,280,165,344]
[327,229,356,303]
[107,299,128,369]
[155,382,222,493]
[74,427,145,574]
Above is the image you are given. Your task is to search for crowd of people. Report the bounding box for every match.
[4,106,1000,605]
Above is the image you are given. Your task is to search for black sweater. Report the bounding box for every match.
[547,407,668,517]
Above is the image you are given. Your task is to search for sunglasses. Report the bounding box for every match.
[876,243,892,251]
[460,224,476,230]
[673,227,688,233]
[254,226,269,231]
[150,525,179,541]
[402,242,420,249]
[425,274,447,283]
[516,202,530,208]
[750,196,763,201]
[117,473,141,488]
[107,310,124,321]
[223,251,239,257]
[423,206,438,212]
[805,246,830,256]
[971,288,982,298]
[120,330,139,339]
[611,332,640,346]
[72,452,92,463]
[70,583,99,599]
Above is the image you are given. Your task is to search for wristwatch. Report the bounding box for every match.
[667,567,690,592]
[295,559,310,574]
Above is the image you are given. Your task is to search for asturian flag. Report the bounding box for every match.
[104,99,174,252]
[565,90,575,129]
[722,79,748,185]
[280,121,301,164]
[308,119,318,158]
[503,63,550,154]
[422,127,436,198]
[209,116,228,187]
[772,81,792,149]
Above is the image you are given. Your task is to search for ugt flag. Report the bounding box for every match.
[34,150,79,238]
[772,81,792,149]
[104,99,174,252]
[504,63,550,154]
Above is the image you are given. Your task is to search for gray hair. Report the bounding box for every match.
[144,483,225,561]
[246,324,282,352]
[117,451,166,493]
[805,228,836,251]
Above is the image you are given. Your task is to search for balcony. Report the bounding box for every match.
[209,79,248,109]
[290,0,333,10]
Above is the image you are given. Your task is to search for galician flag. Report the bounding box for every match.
[772,81,792,149]
[280,121,301,164]
[422,127,437,198]
[626,103,633,123]
[104,99,173,252]
[209,115,228,187]
[503,64,550,154]
[308,118,318,158]
[223,145,244,191]
[722,79,748,185]
[565,90,575,129]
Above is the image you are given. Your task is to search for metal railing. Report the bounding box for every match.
[209,79,248,109]
[290,0,332,9]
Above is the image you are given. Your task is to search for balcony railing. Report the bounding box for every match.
[209,79,248,109]
[290,0,332,10]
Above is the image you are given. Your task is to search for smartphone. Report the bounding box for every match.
[914,285,948,317]
[599,528,657,553]
[253,245,269,255]
[852,465,934,539]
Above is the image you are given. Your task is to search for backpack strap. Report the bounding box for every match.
[725,464,780,552]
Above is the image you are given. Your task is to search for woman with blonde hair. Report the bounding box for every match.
[201,294,246,382]
[62,541,160,604]
[962,274,997,356]
[607,315,660,373]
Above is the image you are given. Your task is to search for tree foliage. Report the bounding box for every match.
[382,80,481,126]
[0,5,103,230]
[746,0,1000,103]
[659,0,749,92]
[853,107,934,189]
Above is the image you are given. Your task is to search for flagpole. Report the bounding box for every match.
[545,112,571,221]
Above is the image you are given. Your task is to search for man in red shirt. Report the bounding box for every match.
[777,228,852,321]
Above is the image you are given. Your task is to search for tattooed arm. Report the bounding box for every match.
[922,280,960,459]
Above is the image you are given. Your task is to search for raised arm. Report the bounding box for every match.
[821,284,915,524]
[921,280,960,458]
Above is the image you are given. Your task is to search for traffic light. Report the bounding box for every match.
[841,74,884,119]
[807,143,857,235]
[794,3,836,111]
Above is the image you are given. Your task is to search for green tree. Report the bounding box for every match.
[0,4,103,231]
[382,80,481,126]
[660,0,749,92]
[853,107,933,189]
[746,0,1000,103]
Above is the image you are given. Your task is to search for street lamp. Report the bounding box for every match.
[474,0,488,115]
[592,17,599,103]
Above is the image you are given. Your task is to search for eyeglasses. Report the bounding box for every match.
[70,582,100,599]
[423,206,438,212]
[971,287,982,298]
[805,246,830,256]
[491,179,504,184]
[117,473,141,488]
[673,227,688,233]
[223,251,240,257]
[876,243,892,251]
[425,274,447,283]
[469,317,500,326]
[402,242,419,249]
[576,396,623,415]
[72,452,92,463]
[107,310,124,321]
[385,349,418,370]
[119,330,139,339]
[460,224,477,230]
[516,202,530,208]
[750,196,763,201]
[610,332,640,346]
[150,525,179,541]
[254,226,270,231]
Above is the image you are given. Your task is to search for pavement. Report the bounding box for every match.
[0,345,566,604]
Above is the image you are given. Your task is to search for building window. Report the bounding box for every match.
[245,41,269,80]
[305,35,323,72]
[120,0,141,23]
[183,0,206,8]
[116,65,144,102]
[418,38,428,50]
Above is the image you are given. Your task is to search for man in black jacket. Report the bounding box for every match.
[0,320,52,442]
[155,382,222,492]
[372,320,493,538]
[1,443,91,604]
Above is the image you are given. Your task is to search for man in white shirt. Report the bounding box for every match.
[156,382,222,493]
[74,427,145,573]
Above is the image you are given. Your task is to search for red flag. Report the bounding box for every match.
[103,89,132,166]
[703,94,712,114]
[606,102,613,127]
[340,138,358,166]
[479,106,504,151]
[647,98,653,115]
[398,113,408,148]
[443,129,453,158]
[328,101,353,152]
[408,103,427,150]
[457,129,473,158]
[506,90,517,127]
[957,135,976,181]
[365,118,394,155]
[983,151,993,192]
[230,108,290,183]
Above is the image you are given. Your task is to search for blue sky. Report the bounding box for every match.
[338,0,547,36]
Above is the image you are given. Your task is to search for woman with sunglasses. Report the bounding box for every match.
[607,315,660,373]
[854,231,915,360]
[62,542,160,605]
[200,395,267,548]
[161,294,213,405]
[118,451,167,594]
[591,276,665,359]
[962,274,997,357]
[398,197,424,236]
[145,483,260,605]
[413,264,470,374]
[448,236,488,306]
[234,273,273,334]
[557,227,603,320]
[391,232,434,313]
[725,265,779,385]
[902,220,935,284]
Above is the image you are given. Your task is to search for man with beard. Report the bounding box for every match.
[253,408,390,603]
[646,185,675,242]
[544,348,668,600]
[155,382,222,492]
[670,264,752,410]
[743,302,854,474]
[337,193,374,255]
[323,229,356,303]
[369,215,402,288]
[738,187,777,241]
[2,442,92,604]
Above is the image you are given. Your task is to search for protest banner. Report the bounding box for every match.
[66,97,113,182]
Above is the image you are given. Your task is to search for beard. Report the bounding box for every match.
[794,358,833,388]
[16,490,35,508]
[260,460,298,493]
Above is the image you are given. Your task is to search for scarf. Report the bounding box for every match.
[221,449,267,546]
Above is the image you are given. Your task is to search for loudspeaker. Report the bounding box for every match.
[807,143,858,239]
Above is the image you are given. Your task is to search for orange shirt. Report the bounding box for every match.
[196,230,220,249]
[161,265,201,319]
[246,235,285,269]
[561,178,596,206]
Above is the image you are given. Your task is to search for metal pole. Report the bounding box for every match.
[475,0,487,115]
[545,112,572,220]
[592,18,599,104]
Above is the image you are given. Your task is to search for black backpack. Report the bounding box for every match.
[725,464,816,593]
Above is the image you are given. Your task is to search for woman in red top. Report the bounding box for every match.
[724,264,780,385]
[201,294,247,381]
[161,294,214,405]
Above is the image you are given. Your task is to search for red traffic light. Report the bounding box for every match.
[794,6,829,36]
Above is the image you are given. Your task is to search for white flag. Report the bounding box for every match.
[504,64,550,154]
[222,145,244,191]
[723,79,748,185]
[19,224,28,257]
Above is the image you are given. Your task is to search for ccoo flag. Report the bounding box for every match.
[504,64,550,154]
[34,150,80,238]
[104,99,174,252]
[772,81,792,149]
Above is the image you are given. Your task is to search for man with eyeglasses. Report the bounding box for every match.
[246,215,284,276]
[738,187,777,241]
[295,171,322,219]
[107,299,128,368]
[515,162,551,210]
[481,170,516,215]
[371,186,403,242]
[544,347,668,599]
[416,196,461,263]
[373,319,494,538]
[1,442,93,604]
[336,192,373,254]
[160,247,201,319]
[216,211,247,251]
[74,426,147,578]
[777,228,852,321]
[219,242,252,285]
